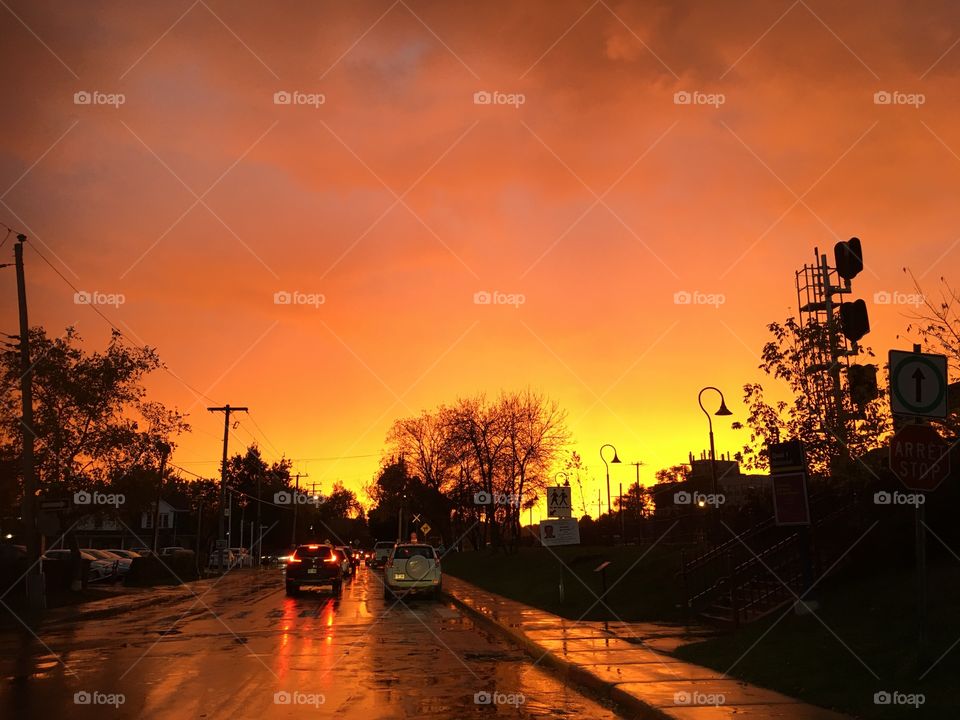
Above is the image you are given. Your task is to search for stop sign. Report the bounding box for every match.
[889,424,951,491]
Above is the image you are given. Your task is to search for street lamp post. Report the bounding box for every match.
[697,387,733,498]
[599,444,621,516]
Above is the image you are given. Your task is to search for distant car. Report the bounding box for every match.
[43,549,114,583]
[383,543,442,600]
[160,546,189,556]
[104,549,142,560]
[372,541,395,568]
[335,547,355,576]
[208,548,237,568]
[284,544,343,596]
[228,548,253,567]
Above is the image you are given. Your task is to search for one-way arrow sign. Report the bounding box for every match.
[890,350,948,418]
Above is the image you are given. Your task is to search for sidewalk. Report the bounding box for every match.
[442,575,850,720]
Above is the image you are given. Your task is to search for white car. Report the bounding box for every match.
[82,549,132,575]
[372,541,395,568]
[383,544,442,600]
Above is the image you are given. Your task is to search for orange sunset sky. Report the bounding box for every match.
[1,1,958,516]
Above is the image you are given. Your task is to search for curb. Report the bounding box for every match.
[442,586,668,720]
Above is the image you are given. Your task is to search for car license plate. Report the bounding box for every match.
[394,573,405,580]
[307,568,317,574]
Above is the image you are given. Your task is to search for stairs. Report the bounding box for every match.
[680,492,859,627]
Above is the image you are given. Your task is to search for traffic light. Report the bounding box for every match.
[839,299,870,342]
[847,363,878,405]
[834,237,863,281]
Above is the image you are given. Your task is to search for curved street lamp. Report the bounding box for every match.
[698,387,733,498]
[600,444,621,515]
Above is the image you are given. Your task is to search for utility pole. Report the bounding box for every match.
[630,461,643,541]
[255,473,262,567]
[618,482,624,541]
[151,442,171,553]
[290,472,308,547]
[14,234,43,609]
[207,404,247,571]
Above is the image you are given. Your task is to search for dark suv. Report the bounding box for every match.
[284,544,343,596]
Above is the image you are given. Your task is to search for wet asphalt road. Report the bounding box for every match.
[0,565,626,719]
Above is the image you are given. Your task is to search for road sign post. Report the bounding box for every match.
[768,440,814,613]
[889,419,950,660]
[543,487,579,603]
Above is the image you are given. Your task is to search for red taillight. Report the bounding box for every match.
[324,554,339,564]
[287,556,301,564]
[308,544,320,550]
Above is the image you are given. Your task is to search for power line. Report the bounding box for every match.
[25,242,221,407]
[245,411,282,458]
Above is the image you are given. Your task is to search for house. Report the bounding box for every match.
[141,499,182,531]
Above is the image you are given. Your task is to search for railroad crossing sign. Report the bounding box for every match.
[546,486,572,518]
[890,423,950,491]
[889,350,948,418]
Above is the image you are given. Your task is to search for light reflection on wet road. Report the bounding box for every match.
[1,565,627,719]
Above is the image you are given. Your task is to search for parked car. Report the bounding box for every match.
[82,549,132,576]
[129,546,154,556]
[284,544,343,596]
[372,541,395,568]
[43,549,114,583]
[160,546,189,556]
[383,543,441,600]
[104,549,142,560]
